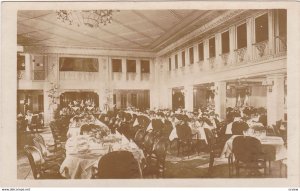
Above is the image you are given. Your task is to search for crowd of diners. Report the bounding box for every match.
[52,104,287,152]
[19,103,288,179]
[18,104,287,145]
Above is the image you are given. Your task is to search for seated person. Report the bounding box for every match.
[231,120,249,135]
[225,116,241,134]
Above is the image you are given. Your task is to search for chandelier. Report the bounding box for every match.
[56,10,115,28]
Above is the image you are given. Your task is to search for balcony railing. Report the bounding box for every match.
[126,73,137,81]
[208,57,215,70]
[234,47,247,64]
[220,53,230,66]
[17,70,26,80]
[198,60,204,71]
[141,73,150,81]
[33,71,45,80]
[275,35,287,53]
[112,72,122,81]
[59,71,98,81]
[252,40,270,60]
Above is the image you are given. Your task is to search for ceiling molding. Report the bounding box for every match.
[22,45,156,58]
[156,10,251,57]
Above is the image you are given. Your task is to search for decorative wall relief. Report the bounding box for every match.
[254,41,267,57]
[235,47,247,62]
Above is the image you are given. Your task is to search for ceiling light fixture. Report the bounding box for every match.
[56,10,116,28]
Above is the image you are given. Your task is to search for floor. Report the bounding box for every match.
[17,127,287,179]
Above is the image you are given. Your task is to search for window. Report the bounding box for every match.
[181,52,185,67]
[131,94,137,107]
[175,54,178,69]
[209,37,216,58]
[169,58,172,71]
[59,57,99,72]
[141,60,150,73]
[112,59,122,72]
[33,56,45,80]
[189,47,194,64]
[221,31,230,53]
[278,9,287,37]
[255,13,269,43]
[237,23,247,49]
[113,94,116,105]
[126,59,136,73]
[17,54,25,70]
[198,43,204,61]
[121,94,127,108]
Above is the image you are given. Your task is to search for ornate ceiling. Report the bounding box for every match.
[17,10,227,52]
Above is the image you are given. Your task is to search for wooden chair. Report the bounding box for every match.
[24,145,65,179]
[92,151,141,179]
[232,136,267,177]
[32,138,65,164]
[143,137,169,178]
[134,128,147,148]
[203,128,225,177]
[176,123,198,157]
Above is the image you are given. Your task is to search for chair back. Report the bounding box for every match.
[176,123,192,140]
[34,133,46,146]
[153,138,169,161]
[161,120,173,138]
[143,132,156,154]
[134,129,146,146]
[232,136,263,163]
[32,138,48,159]
[96,151,141,178]
[24,145,43,179]
[152,119,163,133]
[204,128,217,147]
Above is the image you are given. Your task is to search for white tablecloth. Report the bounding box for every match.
[220,135,287,161]
[169,121,210,144]
[67,119,109,138]
[60,133,144,179]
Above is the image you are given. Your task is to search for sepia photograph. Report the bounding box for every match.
[1,1,300,188]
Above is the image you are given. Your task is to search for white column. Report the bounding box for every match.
[184,85,194,112]
[246,17,254,61]
[229,26,236,65]
[214,81,227,120]
[215,33,222,69]
[24,53,31,80]
[267,74,285,126]
[268,10,275,55]
[203,39,210,70]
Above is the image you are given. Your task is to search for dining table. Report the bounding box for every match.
[60,131,145,179]
[67,118,109,138]
[220,134,287,161]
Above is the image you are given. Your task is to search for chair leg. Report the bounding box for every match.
[235,162,240,177]
[177,141,180,156]
[208,152,214,176]
[268,160,271,175]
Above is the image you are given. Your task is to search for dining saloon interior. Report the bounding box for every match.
[16,9,287,179]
